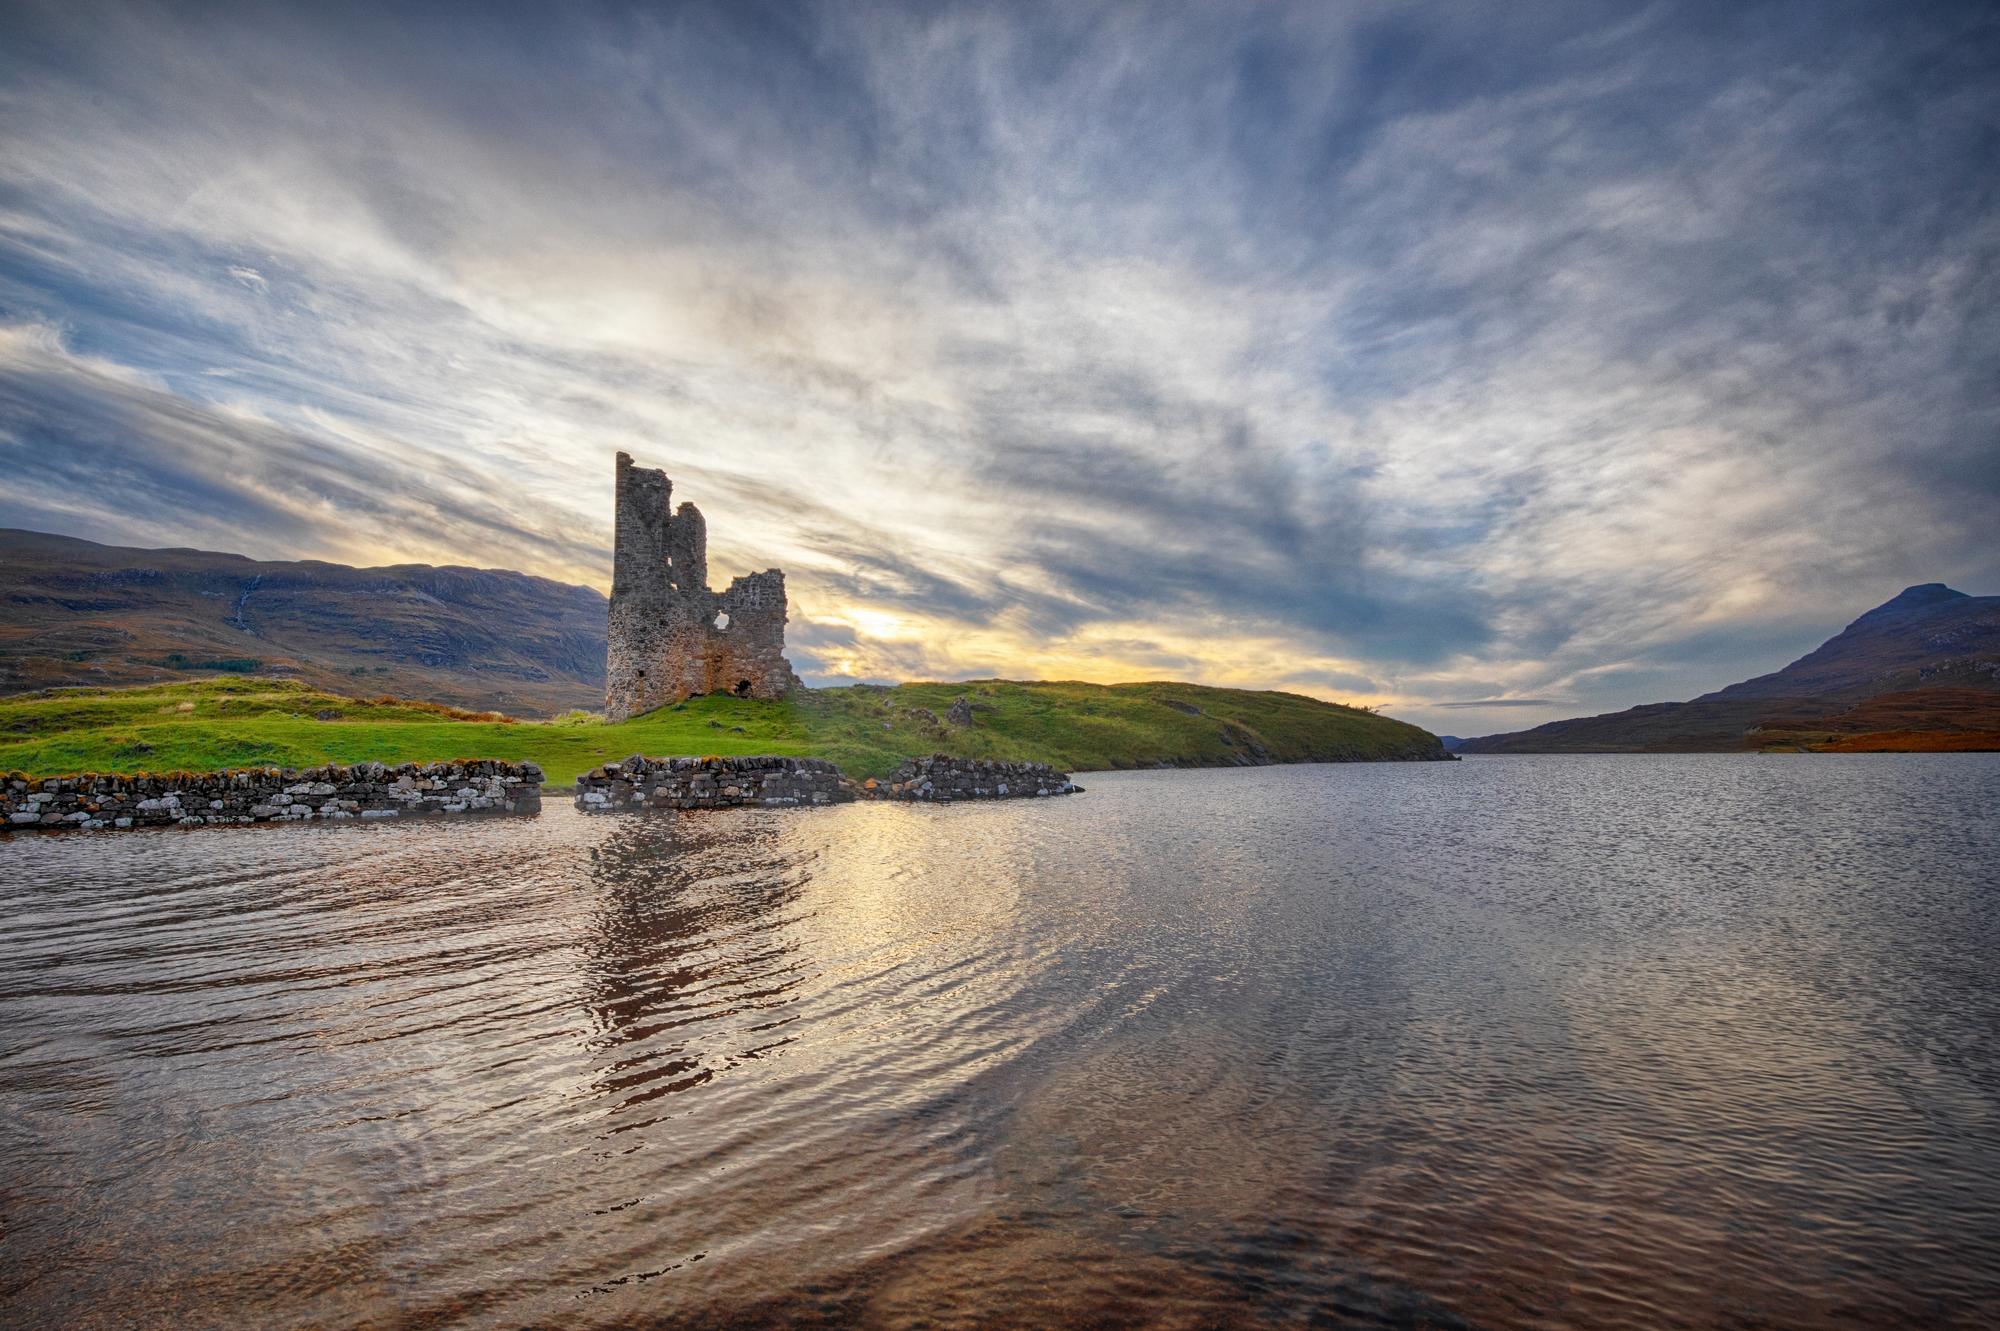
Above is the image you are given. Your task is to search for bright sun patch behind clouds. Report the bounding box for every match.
[1,0,1996,737]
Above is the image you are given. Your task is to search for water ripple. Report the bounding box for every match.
[2,755,1998,1328]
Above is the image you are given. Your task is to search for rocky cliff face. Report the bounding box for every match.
[0,529,606,716]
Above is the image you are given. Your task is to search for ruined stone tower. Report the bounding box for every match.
[605,453,799,721]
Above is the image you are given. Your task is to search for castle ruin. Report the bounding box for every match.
[605,453,799,721]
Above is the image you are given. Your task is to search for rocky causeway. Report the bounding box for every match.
[574,753,1081,812]
[4,752,1082,833]
[2,759,545,831]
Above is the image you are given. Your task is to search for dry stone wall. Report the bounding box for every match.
[576,755,854,811]
[860,755,1080,802]
[606,453,799,721]
[2,760,544,832]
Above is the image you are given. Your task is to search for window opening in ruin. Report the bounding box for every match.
[733,679,752,696]
[714,611,730,630]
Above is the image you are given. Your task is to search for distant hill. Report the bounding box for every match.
[1459,584,2000,753]
[0,529,606,717]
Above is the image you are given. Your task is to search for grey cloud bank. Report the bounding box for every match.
[1,0,1995,735]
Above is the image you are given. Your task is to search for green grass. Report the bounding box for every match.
[0,676,1444,786]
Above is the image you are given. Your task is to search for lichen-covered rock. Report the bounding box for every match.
[0,760,544,834]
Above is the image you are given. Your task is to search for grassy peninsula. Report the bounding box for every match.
[0,676,1445,785]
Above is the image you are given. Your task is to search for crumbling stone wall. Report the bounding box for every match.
[575,755,853,810]
[606,453,799,721]
[2,760,543,832]
[859,755,1081,802]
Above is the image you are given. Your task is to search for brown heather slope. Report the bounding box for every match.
[1460,584,2000,753]
[0,529,607,717]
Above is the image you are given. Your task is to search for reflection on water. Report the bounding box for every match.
[3,755,1998,1329]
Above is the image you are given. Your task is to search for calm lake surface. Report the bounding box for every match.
[3,755,1997,1330]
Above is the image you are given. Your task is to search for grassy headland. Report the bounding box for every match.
[0,676,1445,785]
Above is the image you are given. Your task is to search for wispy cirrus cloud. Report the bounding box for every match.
[1434,699,1568,710]
[1,0,1995,731]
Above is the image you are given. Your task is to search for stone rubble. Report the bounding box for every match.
[575,754,854,811]
[0,760,544,833]
[576,752,1085,813]
[859,754,1081,802]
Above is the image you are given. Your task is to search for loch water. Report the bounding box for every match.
[3,755,1997,1330]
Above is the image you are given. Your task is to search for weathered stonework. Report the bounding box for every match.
[1,760,543,832]
[575,755,854,811]
[606,453,799,721]
[859,755,1081,802]
[573,752,1083,813]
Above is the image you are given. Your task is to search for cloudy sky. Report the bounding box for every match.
[2,0,1994,735]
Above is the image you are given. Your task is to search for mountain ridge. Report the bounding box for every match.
[0,528,607,716]
[1459,584,2000,753]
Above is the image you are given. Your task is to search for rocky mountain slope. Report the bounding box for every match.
[1460,584,2000,753]
[0,530,606,716]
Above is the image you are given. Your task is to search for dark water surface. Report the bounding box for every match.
[4,755,1998,1330]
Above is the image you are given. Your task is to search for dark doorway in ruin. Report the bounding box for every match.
[733,679,753,697]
